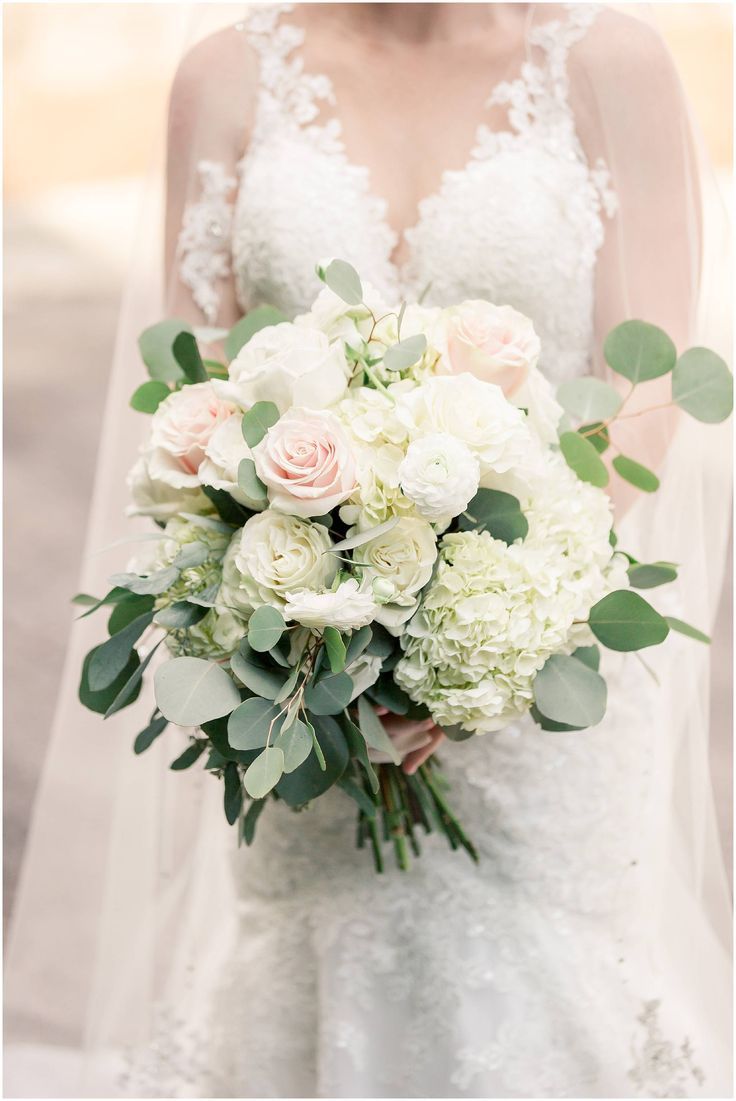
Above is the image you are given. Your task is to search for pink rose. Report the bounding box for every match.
[148,382,235,488]
[440,302,540,397]
[253,408,357,517]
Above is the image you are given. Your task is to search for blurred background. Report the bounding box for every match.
[3,2,733,922]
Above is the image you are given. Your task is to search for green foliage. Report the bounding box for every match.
[225,305,287,361]
[241,400,280,447]
[603,320,676,383]
[665,616,710,644]
[529,703,585,732]
[109,567,180,596]
[275,715,349,806]
[130,380,170,413]
[274,719,313,773]
[228,697,283,751]
[339,712,379,793]
[79,647,141,715]
[627,562,678,589]
[172,331,208,384]
[579,422,610,454]
[366,675,411,716]
[247,605,285,652]
[321,258,363,306]
[108,593,156,635]
[612,455,660,493]
[338,775,377,818]
[383,334,427,372]
[104,640,163,719]
[244,746,285,798]
[557,377,622,422]
[242,798,266,845]
[154,656,241,725]
[559,431,609,487]
[230,643,289,700]
[305,670,354,715]
[133,713,168,754]
[323,627,347,673]
[330,516,399,554]
[223,761,243,825]
[443,725,474,742]
[571,644,600,671]
[672,348,733,423]
[533,653,607,729]
[138,319,192,382]
[238,458,268,504]
[357,694,401,764]
[588,590,669,651]
[170,739,207,770]
[76,586,141,619]
[345,626,373,666]
[154,600,209,629]
[458,488,528,544]
[87,610,155,691]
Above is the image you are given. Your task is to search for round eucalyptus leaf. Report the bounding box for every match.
[571,644,600,671]
[224,306,287,362]
[275,715,349,806]
[172,331,208,383]
[230,649,287,700]
[138,319,192,382]
[443,725,474,742]
[274,718,313,773]
[627,562,678,589]
[588,590,669,651]
[533,654,607,728]
[529,703,585,733]
[247,605,285,652]
[458,488,528,544]
[672,348,733,423]
[305,671,354,715]
[243,746,284,799]
[323,258,363,306]
[238,458,268,503]
[154,657,241,726]
[241,401,280,447]
[557,377,622,423]
[228,697,283,751]
[559,431,609,488]
[383,334,427,372]
[612,454,660,493]
[603,320,676,383]
[79,648,141,715]
[130,380,170,414]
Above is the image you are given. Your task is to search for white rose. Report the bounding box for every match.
[295,281,392,344]
[346,652,383,701]
[147,382,235,489]
[359,516,438,630]
[218,512,335,616]
[284,578,378,631]
[199,413,264,509]
[512,366,563,446]
[435,301,540,393]
[214,323,350,412]
[398,433,480,524]
[396,374,529,474]
[126,454,211,521]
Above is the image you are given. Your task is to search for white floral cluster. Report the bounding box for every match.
[127,279,622,734]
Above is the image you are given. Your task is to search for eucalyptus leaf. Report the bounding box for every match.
[225,306,287,361]
[170,739,207,771]
[154,600,210,629]
[665,616,710,644]
[357,694,401,765]
[627,562,678,589]
[672,347,733,423]
[339,712,379,794]
[458,488,528,544]
[305,670,354,715]
[323,627,347,673]
[130,380,170,413]
[238,458,268,503]
[138,319,192,382]
[244,746,285,799]
[242,798,266,845]
[338,776,377,818]
[274,718,313,773]
[559,431,609,488]
[109,567,181,596]
[108,593,155,635]
[382,334,427,372]
[612,454,660,493]
[154,657,241,726]
[247,605,286,653]
[533,653,607,728]
[323,258,363,306]
[571,644,601,671]
[172,331,208,384]
[330,516,399,554]
[88,610,155,691]
[173,541,210,569]
[241,400,280,447]
[366,676,411,716]
[366,623,395,661]
[223,761,243,825]
[557,377,622,423]
[79,648,141,715]
[230,648,287,700]
[345,625,373,666]
[275,715,349,805]
[228,697,283,751]
[202,485,254,526]
[529,702,585,733]
[104,640,163,719]
[133,713,168,754]
[588,590,669,651]
[443,724,474,742]
[579,422,610,454]
[604,320,676,383]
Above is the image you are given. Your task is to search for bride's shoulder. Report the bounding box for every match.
[569,7,678,80]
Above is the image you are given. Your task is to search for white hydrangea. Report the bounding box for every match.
[146,515,230,603]
[398,433,480,525]
[394,456,622,734]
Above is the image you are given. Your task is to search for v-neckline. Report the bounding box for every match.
[272,2,541,277]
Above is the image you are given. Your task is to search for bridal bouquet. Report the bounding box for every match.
[76,259,732,870]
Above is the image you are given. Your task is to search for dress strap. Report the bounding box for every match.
[527,3,602,102]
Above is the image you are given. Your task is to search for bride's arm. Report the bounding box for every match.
[164,28,258,329]
[572,11,703,516]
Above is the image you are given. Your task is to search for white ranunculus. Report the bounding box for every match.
[346,652,383,701]
[396,373,530,475]
[359,516,438,629]
[218,512,336,616]
[398,433,480,524]
[126,454,211,521]
[295,282,391,345]
[199,413,264,509]
[148,382,235,488]
[283,578,378,631]
[214,323,350,412]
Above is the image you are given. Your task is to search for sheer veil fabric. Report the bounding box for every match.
[4,4,732,1097]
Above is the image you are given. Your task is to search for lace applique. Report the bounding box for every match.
[177,160,236,323]
[628,1000,706,1098]
[118,1003,209,1098]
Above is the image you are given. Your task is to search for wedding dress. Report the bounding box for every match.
[5,5,732,1098]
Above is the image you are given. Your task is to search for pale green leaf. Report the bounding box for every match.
[604,320,676,383]
[533,653,607,728]
[672,347,733,423]
[243,746,284,799]
[154,657,241,726]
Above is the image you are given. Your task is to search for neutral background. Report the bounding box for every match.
[4,3,733,923]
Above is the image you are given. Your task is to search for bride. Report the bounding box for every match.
[5,4,732,1097]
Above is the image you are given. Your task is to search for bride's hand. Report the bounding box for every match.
[373,706,445,776]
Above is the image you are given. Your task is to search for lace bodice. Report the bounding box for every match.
[179,2,615,385]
